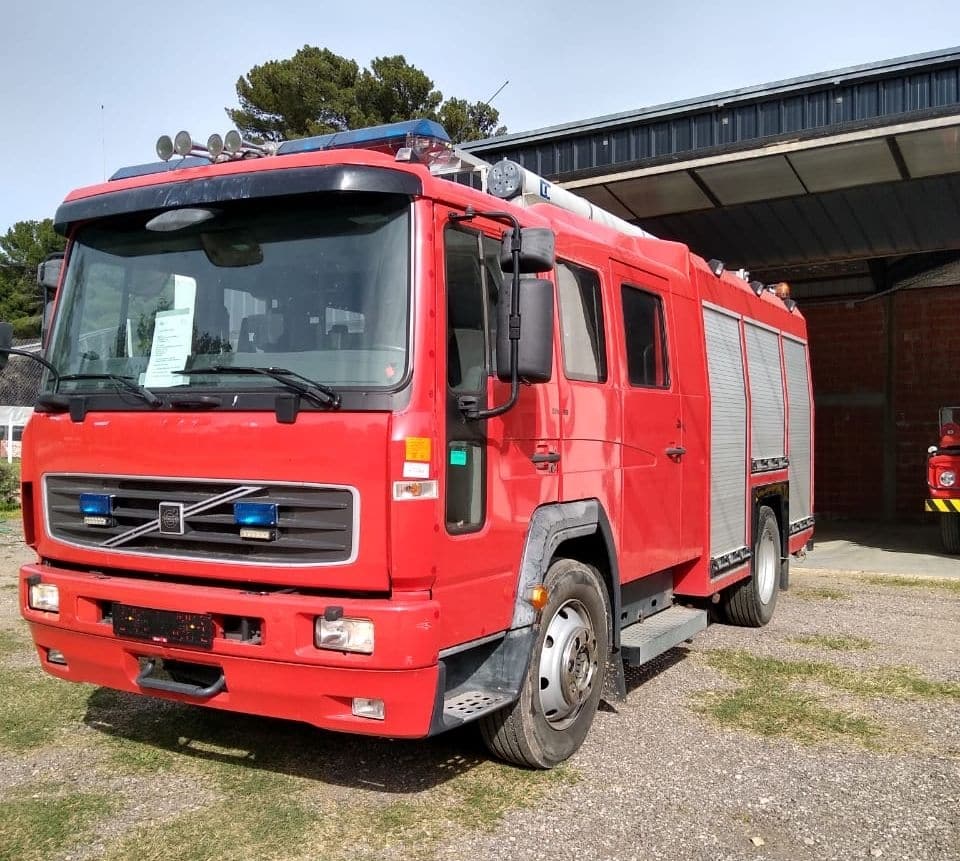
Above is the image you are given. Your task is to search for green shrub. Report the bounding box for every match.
[0,460,21,508]
[11,315,41,339]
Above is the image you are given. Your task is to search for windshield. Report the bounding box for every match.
[46,193,411,398]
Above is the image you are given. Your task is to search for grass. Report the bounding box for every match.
[706,650,960,702]
[862,575,960,595]
[101,753,575,861]
[697,684,883,746]
[791,586,851,600]
[101,782,316,861]
[789,634,873,652]
[0,666,95,752]
[0,626,28,657]
[696,649,960,747]
[0,785,117,861]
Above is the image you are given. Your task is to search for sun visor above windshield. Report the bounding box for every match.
[53,165,423,235]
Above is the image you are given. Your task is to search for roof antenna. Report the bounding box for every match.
[485,80,509,105]
[100,104,106,181]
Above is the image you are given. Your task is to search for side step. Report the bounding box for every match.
[620,605,708,667]
[441,689,513,727]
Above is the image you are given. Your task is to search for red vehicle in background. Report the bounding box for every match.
[926,406,960,553]
[0,120,814,768]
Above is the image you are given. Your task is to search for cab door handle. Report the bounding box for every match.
[665,446,686,459]
[531,452,561,464]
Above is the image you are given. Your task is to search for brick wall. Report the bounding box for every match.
[802,284,960,520]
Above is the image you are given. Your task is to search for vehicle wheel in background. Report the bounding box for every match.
[722,505,781,627]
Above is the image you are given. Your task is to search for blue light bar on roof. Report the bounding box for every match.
[276,119,449,156]
[110,156,210,181]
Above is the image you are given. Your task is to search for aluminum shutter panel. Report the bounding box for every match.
[745,323,786,464]
[703,306,747,558]
[783,338,812,523]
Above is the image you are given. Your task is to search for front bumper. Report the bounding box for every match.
[20,562,442,738]
[925,499,960,513]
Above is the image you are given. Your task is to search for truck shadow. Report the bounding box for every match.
[598,645,690,712]
[82,687,487,792]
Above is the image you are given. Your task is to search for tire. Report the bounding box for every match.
[479,558,610,769]
[941,513,960,554]
[722,505,781,627]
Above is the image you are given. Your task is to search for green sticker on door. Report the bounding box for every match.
[449,448,468,467]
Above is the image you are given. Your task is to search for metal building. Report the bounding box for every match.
[464,47,960,522]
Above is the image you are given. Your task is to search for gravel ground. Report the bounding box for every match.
[430,572,960,861]
[1,521,958,860]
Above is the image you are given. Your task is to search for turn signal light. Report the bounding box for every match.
[527,584,550,610]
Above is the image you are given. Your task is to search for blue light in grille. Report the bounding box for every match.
[233,502,278,527]
[79,493,114,516]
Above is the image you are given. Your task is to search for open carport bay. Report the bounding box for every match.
[0,524,957,861]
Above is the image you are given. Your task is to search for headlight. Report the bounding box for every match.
[315,616,374,654]
[28,583,60,613]
[939,469,957,488]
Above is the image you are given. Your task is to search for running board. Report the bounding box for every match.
[619,605,708,667]
[442,689,513,727]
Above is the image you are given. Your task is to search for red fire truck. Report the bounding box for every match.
[0,120,814,768]
[926,406,960,553]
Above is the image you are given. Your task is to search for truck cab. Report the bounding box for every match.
[926,405,960,552]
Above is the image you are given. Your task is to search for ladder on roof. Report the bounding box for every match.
[432,145,656,239]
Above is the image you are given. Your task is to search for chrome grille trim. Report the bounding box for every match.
[43,473,359,567]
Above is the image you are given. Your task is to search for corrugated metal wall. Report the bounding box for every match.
[470,57,960,181]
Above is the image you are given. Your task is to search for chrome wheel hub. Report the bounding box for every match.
[538,599,598,730]
[756,525,777,604]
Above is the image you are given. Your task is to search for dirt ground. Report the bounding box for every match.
[0,519,958,861]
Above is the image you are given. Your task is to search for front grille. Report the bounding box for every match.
[45,474,356,566]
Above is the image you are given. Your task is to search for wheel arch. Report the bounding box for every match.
[511,499,621,647]
[752,480,789,589]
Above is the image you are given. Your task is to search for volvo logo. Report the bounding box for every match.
[158,502,186,535]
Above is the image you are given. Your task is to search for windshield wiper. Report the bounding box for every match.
[57,373,163,407]
[174,365,341,409]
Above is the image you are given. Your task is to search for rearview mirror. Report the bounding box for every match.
[497,278,554,383]
[500,227,555,274]
[0,321,13,371]
[200,230,263,267]
[37,254,63,292]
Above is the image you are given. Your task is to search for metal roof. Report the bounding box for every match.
[464,47,960,292]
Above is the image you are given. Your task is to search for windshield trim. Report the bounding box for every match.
[55,165,422,235]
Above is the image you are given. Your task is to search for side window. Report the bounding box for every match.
[556,261,606,382]
[621,285,669,387]
[444,226,491,533]
[445,228,489,393]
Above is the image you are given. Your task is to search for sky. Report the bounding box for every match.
[2,0,959,233]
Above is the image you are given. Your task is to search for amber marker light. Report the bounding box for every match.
[773,282,791,298]
[527,585,549,610]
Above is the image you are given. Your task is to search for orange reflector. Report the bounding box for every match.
[528,585,549,610]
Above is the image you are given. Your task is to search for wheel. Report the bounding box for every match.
[941,513,960,554]
[479,558,610,769]
[722,505,781,627]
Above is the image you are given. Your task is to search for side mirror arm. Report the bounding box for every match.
[449,210,524,421]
